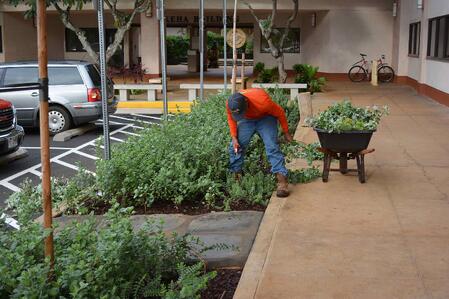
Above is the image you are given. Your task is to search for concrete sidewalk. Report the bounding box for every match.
[234,82,449,299]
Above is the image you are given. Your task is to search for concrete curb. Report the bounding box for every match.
[0,148,28,165]
[233,196,286,298]
[234,120,308,299]
[53,123,97,142]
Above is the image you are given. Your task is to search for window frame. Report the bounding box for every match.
[260,28,301,54]
[65,28,118,53]
[408,22,421,57]
[427,14,449,61]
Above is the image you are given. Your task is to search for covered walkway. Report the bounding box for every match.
[235,82,449,299]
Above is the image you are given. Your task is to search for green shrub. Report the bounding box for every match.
[95,90,315,210]
[0,207,214,298]
[4,169,98,223]
[307,100,389,133]
[4,90,319,217]
[253,63,279,83]
[292,64,326,94]
[254,62,265,75]
[166,35,190,65]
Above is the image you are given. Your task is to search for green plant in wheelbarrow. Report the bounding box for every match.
[306,100,388,183]
[293,64,326,94]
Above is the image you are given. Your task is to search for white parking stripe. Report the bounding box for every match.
[96,120,127,126]
[1,213,20,230]
[110,115,154,124]
[0,124,133,187]
[29,169,42,177]
[22,146,73,150]
[110,136,124,142]
[120,130,140,137]
[74,150,98,160]
[53,159,80,171]
[1,181,20,192]
[131,113,162,120]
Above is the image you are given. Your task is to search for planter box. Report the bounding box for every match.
[314,128,375,153]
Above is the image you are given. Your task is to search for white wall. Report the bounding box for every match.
[396,0,449,94]
[252,6,394,73]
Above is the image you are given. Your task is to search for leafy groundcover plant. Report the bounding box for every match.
[293,64,326,94]
[4,90,321,218]
[95,89,320,210]
[0,206,215,298]
[307,100,389,133]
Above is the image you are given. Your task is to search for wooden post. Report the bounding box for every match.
[240,52,246,89]
[298,92,313,126]
[231,0,238,93]
[37,0,54,273]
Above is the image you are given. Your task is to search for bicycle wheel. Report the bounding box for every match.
[377,65,395,83]
[348,66,367,82]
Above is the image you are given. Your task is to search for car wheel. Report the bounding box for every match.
[48,106,72,135]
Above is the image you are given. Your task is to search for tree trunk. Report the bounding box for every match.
[277,55,287,83]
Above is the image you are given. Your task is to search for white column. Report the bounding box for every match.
[140,2,161,78]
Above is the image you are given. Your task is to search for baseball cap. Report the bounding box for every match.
[227,92,248,121]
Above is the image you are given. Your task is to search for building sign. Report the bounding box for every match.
[166,15,240,26]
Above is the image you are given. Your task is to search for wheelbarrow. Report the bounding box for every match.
[314,128,376,183]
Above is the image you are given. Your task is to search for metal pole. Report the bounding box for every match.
[231,0,238,93]
[199,0,204,101]
[37,0,54,273]
[97,0,111,160]
[223,0,227,90]
[158,0,168,116]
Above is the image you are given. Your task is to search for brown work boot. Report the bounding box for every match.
[276,173,290,197]
[234,172,242,182]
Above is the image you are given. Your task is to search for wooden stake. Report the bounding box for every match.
[37,0,54,273]
[240,52,246,89]
[231,0,238,93]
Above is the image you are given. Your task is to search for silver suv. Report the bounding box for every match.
[0,61,118,134]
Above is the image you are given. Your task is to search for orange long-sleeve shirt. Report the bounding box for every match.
[226,88,289,138]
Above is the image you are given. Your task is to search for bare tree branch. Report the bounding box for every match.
[279,0,298,50]
[270,0,277,31]
[53,2,99,64]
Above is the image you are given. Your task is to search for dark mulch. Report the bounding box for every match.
[88,199,266,216]
[202,269,243,299]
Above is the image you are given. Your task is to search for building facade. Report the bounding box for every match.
[0,0,448,104]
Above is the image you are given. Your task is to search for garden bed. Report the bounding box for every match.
[201,269,242,299]
[1,89,323,298]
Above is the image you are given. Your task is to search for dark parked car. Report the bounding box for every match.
[0,61,118,134]
[0,99,24,155]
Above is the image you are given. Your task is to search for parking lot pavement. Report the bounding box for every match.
[0,113,162,208]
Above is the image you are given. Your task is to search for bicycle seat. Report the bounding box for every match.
[360,53,367,57]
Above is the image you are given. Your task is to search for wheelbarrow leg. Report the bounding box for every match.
[339,152,348,174]
[356,154,366,183]
[322,153,331,182]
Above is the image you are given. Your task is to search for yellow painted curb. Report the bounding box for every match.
[117,101,192,113]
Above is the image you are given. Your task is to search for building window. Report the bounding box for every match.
[65,28,117,52]
[408,22,420,56]
[260,28,300,53]
[427,14,449,60]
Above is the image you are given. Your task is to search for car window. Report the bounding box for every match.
[3,67,38,86]
[86,64,101,86]
[48,67,84,85]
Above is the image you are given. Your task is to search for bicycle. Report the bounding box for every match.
[348,53,395,83]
